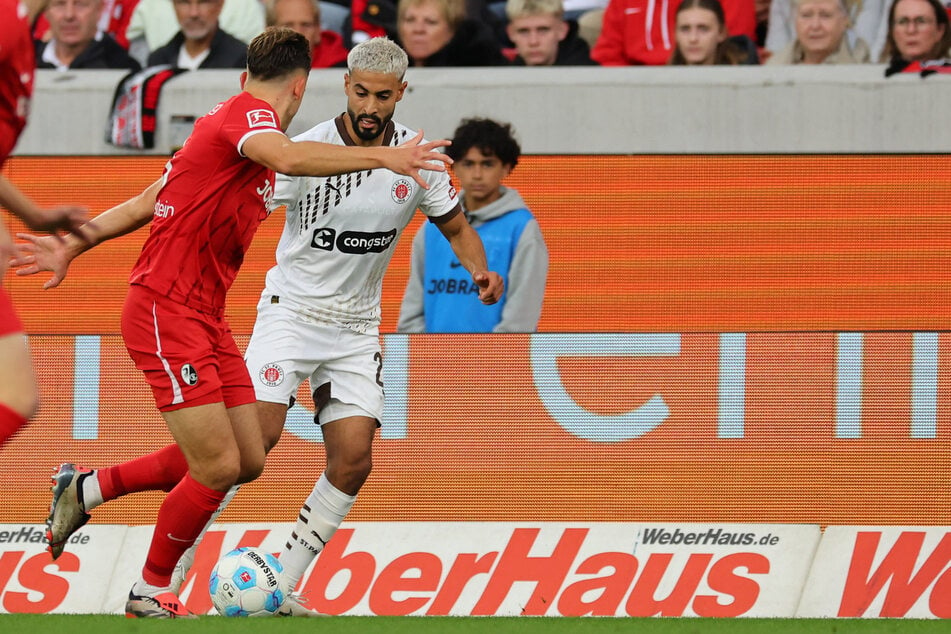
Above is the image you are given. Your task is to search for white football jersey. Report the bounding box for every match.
[264,116,459,334]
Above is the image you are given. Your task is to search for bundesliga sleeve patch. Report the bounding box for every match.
[247,109,278,129]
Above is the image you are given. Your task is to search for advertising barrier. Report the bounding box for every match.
[798,526,951,619]
[0,522,822,617]
[3,522,950,617]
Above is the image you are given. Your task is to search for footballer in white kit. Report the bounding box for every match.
[244,115,460,423]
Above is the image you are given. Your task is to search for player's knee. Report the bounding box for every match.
[328,454,372,494]
[351,455,372,486]
[238,451,266,484]
[192,456,242,491]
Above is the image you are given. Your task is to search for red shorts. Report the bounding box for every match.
[0,288,24,337]
[121,285,255,412]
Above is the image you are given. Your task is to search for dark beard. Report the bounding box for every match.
[347,110,387,142]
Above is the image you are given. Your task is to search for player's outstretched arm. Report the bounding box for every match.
[0,174,88,238]
[12,179,162,289]
[437,213,505,305]
[243,130,452,189]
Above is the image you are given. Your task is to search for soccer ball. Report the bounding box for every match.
[209,547,290,617]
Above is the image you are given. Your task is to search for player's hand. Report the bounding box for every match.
[24,205,90,242]
[473,271,504,305]
[389,130,452,190]
[11,233,72,289]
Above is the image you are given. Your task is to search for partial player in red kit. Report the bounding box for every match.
[14,26,451,618]
[0,0,87,447]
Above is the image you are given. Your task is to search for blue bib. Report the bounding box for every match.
[422,209,532,332]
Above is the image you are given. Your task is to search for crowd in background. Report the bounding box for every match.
[27,0,951,73]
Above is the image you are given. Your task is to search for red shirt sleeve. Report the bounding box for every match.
[219,99,283,156]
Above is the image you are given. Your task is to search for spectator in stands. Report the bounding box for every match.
[358,0,508,47]
[350,0,390,44]
[592,0,756,64]
[669,0,758,63]
[882,0,950,69]
[35,0,141,70]
[32,0,138,50]
[505,0,596,64]
[766,0,869,63]
[268,0,350,66]
[767,0,890,62]
[398,117,548,333]
[396,0,509,65]
[490,0,605,22]
[125,0,264,65]
[147,0,248,70]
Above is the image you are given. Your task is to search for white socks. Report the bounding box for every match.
[80,471,103,510]
[280,472,356,590]
[132,578,170,597]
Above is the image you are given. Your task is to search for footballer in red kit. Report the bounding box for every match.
[0,0,87,448]
[0,0,34,165]
[132,93,282,316]
[0,0,37,337]
[123,92,286,412]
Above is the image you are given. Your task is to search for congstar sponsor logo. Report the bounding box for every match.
[311,228,397,254]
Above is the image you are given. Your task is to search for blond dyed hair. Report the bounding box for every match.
[505,0,564,20]
[397,0,467,31]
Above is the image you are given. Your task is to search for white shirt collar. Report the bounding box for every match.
[176,45,210,71]
[42,31,105,71]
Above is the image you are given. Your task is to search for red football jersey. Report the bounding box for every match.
[130,92,284,316]
[0,0,35,164]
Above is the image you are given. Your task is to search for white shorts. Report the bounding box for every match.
[245,296,384,425]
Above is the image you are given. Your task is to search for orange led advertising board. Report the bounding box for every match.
[1,155,949,527]
[4,154,951,334]
[0,332,948,526]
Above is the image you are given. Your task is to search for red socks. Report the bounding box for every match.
[98,443,189,501]
[96,447,227,587]
[142,473,226,587]
[0,402,28,448]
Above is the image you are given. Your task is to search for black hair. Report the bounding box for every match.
[447,118,521,168]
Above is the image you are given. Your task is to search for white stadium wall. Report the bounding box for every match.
[15,65,951,156]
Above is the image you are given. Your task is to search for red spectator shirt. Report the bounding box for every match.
[592,0,756,66]
[311,30,349,68]
[130,92,284,317]
[0,0,34,164]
